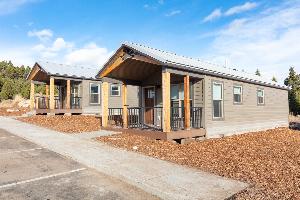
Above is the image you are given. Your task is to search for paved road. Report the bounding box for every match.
[0,129,159,200]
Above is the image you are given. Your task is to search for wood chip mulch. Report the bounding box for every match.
[0,107,29,116]
[18,115,101,133]
[97,128,300,200]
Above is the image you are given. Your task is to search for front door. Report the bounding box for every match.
[144,87,155,125]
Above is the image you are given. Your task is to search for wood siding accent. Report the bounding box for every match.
[162,71,171,132]
[101,82,109,127]
[184,75,190,130]
[66,80,71,109]
[30,81,35,110]
[99,49,125,78]
[204,75,289,138]
[49,77,55,110]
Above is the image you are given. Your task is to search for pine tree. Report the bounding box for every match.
[255,69,261,76]
[284,67,300,115]
[272,76,277,82]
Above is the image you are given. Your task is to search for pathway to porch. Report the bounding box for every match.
[0,116,248,200]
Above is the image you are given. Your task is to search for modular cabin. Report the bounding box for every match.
[27,61,139,115]
[98,42,289,139]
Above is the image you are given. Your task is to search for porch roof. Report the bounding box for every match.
[27,61,100,82]
[98,42,288,90]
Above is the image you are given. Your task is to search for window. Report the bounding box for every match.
[233,86,242,104]
[110,84,120,96]
[90,83,100,104]
[257,89,264,105]
[212,82,223,119]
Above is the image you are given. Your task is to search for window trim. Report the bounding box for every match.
[233,85,243,105]
[257,88,265,106]
[89,82,101,105]
[110,84,121,97]
[212,80,224,120]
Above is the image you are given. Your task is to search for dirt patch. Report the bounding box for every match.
[0,107,29,116]
[18,115,101,133]
[97,128,300,199]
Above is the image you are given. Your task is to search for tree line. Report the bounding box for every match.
[0,61,44,100]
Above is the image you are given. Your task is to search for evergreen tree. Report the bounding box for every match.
[284,67,300,115]
[255,69,261,76]
[272,76,277,82]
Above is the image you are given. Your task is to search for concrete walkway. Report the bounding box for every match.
[0,117,248,200]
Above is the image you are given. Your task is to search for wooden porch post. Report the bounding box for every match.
[30,81,35,110]
[162,71,171,132]
[49,77,55,110]
[101,82,109,127]
[45,85,49,97]
[184,75,191,130]
[122,83,128,128]
[66,79,71,109]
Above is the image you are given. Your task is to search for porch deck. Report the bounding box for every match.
[107,106,205,140]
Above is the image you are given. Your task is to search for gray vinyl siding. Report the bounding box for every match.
[108,84,140,108]
[204,75,289,138]
[81,80,102,114]
[193,79,204,107]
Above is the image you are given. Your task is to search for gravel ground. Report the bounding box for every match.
[18,115,101,133]
[97,128,300,200]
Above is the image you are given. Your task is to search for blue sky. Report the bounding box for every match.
[0,0,299,84]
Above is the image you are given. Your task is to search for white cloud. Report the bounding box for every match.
[0,0,37,15]
[203,2,258,23]
[64,43,112,66]
[202,8,222,22]
[225,2,258,16]
[28,29,53,42]
[165,10,181,17]
[204,1,300,84]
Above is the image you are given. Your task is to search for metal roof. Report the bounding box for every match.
[36,61,100,79]
[122,41,287,89]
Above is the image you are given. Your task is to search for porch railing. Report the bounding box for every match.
[127,107,163,130]
[107,106,203,131]
[35,96,82,110]
[108,108,123,127]
[71,96,82,109]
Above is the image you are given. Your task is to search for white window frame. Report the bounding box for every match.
[257,88,265,105]
[233,85,243,104]
[212,81,224,119]
[110,84,121,97]
[89,83,100,105]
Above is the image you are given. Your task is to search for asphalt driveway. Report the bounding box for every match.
[0,129,158,200]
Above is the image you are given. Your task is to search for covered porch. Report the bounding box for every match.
[99,46,206,140]
[28,63,82,115]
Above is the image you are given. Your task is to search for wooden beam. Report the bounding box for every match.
[49,77,55,110]
[27,65,40,81]
[45,85,49,97]
[184,75,191,130]
[162,71,171,133]
[66,79,71,109]
[30,81,35,110]
[122,84,128,128]
[101,82,109,127]
[99,49,125,78]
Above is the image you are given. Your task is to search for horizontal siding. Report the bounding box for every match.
[204,75,289,138]
[81,80,101,114]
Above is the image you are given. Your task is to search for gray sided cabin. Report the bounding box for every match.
[27,61,139,115]
[98,42,289,139]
